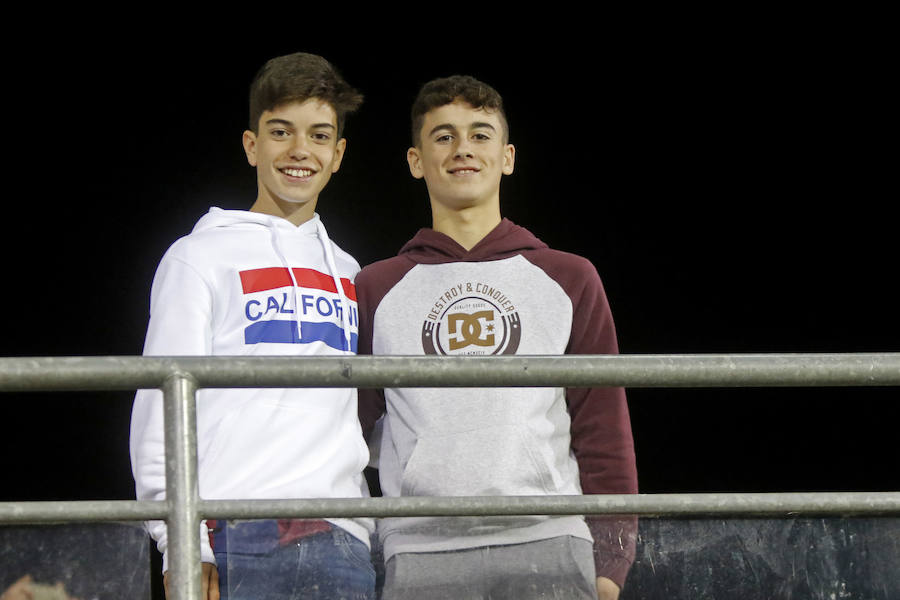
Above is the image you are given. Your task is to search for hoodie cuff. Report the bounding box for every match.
[159,522,217,574]
[588,515,638,590]
[160,545,217,574]
[594,550,633,590]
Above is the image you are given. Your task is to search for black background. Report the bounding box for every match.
[2,20,896,511]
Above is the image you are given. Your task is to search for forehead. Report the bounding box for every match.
[421,100,504,132]
[260,98,338,127]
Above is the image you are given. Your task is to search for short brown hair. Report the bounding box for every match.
[410,75,508,146]
[248,52,363,136]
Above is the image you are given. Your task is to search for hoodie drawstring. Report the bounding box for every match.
[316,220,354,353]
[264,215,353,352]
[268,226,304,343]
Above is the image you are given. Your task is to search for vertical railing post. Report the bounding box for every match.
[164,372,201,600]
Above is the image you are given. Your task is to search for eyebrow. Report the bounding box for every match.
[264,118,336,130]
[428,122,498,137]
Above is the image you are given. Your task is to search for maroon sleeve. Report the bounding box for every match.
[527,249,639,590]
[355,257,415,439]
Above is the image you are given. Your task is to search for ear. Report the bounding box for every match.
[242,130,258,167]
[502,143,516,175]
[407,146,424,179]
[331,138,347,174]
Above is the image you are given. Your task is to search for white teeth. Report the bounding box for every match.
[282,168,313,177]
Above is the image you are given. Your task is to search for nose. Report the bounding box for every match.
[288,136,311,160]
[454,137,474,159]
[454,147,474,160]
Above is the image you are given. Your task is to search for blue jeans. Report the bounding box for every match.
[213,520,374,600]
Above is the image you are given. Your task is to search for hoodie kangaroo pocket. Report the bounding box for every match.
[400,425,556,497]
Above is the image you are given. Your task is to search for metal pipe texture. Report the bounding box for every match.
[198,492,900,519]
[2,353,900,391]
[0,500,166,522]
[163,374,202,600]
[3,492,899,523]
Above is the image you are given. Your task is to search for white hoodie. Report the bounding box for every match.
[129,208,372,571]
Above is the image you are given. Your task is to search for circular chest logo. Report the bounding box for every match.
[421,283,521,355]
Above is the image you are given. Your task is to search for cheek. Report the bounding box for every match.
[314,147,334,166]
[253,147,275,168]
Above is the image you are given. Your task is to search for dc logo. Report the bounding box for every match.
[422,297,521,356]
[448,310,496,350]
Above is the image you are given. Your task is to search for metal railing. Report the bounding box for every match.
[2,353,900,600]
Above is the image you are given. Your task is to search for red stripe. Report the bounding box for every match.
[240,267,356,301]
[240,267,292,293]
[292,268,357,301]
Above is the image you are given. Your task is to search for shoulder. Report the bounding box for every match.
[358,255,414,286]
[521,247,602,286]
[356,255,417,308]
[518,247,613,320]
[329,241,363,276]
[161,226,232,266]
[151,224,258,293]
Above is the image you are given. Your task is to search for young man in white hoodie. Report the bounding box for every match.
[130,52,374,600]
[357,76,638,600]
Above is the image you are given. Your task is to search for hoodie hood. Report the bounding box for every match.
[399,218,548,264]
[192,206,321,235]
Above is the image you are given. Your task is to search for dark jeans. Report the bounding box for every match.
[214,520,374,600]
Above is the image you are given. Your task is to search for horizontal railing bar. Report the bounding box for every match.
[3,493,898,524]
[0,500,167,523]
[199,492,900,518]
[2,354,899,392]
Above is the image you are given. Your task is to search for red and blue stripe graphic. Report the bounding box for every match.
[240,267,357,351]
[240,267,357,300]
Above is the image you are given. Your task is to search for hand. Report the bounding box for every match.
[2,576,82,600]
[596,576,620,600]
[164,563,219,600]
[1,575,33,600]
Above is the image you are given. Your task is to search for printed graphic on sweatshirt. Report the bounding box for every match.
[421,281,521,355]
[240,267,357,351]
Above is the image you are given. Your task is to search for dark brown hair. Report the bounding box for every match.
[410,75,508,146]
[248,52,363,136]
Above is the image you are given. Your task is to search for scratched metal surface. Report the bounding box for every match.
[0,522,150,600]
[622,517,900,600]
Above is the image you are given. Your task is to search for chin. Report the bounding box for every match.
[277,194,315,206]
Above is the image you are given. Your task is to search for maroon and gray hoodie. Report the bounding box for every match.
[357,219,638,588]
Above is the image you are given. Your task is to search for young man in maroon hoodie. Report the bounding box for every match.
[356,76,638,600]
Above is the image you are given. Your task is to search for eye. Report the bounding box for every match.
[472,132,492,141]
[269,128,290,139]
[435,134,454,143]
[312,132,332,143]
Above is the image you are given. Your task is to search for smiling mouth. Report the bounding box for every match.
[449,167,479,176]
[280,167,316,178]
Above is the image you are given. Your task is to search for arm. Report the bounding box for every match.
[355,266,388,440]
[563,260,639,592]
[129,251,218,573]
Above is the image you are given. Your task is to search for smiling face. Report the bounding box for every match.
[407,100,515,214]
[242,98,346,224]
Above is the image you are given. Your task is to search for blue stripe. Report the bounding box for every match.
[244,320,357,352]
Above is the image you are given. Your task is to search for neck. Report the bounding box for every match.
[430,201,502,251]
[250,194,317,226]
